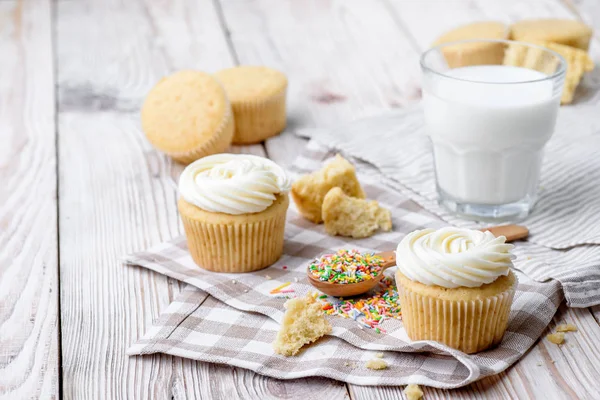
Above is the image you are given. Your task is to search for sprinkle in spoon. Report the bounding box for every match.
[307,224,528,297]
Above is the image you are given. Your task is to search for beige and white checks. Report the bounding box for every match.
[122,139,586,388]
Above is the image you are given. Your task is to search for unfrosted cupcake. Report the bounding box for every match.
[178,153,291,272]
[141,70,234,164]
[395,228,516,354]
[215,66,287,144]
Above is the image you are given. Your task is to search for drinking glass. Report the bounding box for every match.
[420,39,566,221]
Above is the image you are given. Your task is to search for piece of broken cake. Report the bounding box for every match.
[504,40,594,104]
[273,295,332,356]
[322,187,392,238]
[291,154,366,223]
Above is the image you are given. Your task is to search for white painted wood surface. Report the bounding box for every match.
[1,0,599,398]
[0,1,59,399]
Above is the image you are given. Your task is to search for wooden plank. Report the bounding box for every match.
[56,0,230,397]
[217,0,423,130]
[56,0,348,398]
[347,0,600,398]
[0,1,59,399]
[215,1,422,398]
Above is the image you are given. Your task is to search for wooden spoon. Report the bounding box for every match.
[307,224,528,297]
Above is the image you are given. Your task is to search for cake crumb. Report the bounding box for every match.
[547,332,565,345]
[265,275,272,280]
[231,279,237,284]
[294,277,299,282]
[365,358,388,370]
[243,289,248,293]
[546,332,565,345]
[375,352,384,358]
[556,323,578,332]
[404,384,424,400]
[536,362,542,366]
[344,362,350,367]
[272,295,332,356]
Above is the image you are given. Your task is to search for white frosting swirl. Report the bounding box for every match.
[396,228,515,288]
[179,154,291,215]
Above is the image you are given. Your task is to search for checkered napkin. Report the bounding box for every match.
[296,104,600,250]
[124,143,569,388]
[295,105,600,308]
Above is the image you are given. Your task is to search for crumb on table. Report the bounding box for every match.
[365,358,387,370]
[375,352,384,358]
[404,383,424,400]
[547,332,565,345]
[556,323,578,332]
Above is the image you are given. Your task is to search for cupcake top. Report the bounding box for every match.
[179,153,291,215]
[141,70,231,154]
[215,66,287,102]
[396,228,515,288]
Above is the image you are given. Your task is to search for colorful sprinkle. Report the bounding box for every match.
[309,249,384,284]
[270,281,291,294]
[318,277,401,333]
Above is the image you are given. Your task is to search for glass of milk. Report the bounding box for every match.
[421,39,566,221]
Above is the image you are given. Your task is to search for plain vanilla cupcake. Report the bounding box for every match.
[178,153,291,272]
[141,70,234,164]
[395,228,517,354]
[215,66,287,144]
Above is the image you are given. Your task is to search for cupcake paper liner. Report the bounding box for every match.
[231,89,287,144]
[397,278,516,354]
[169,105,235,164]
[178,195,288,273]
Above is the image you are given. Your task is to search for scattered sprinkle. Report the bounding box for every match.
[283,266,288,269]
[317,277,401,332]
[375,352,384,358]
[404,384,424,400]
[365,358,388,370]
[309,249,383,284]
[556,323,578,332]
[265,275,272,280]
[547,332,565,345]
[270,282,291,294]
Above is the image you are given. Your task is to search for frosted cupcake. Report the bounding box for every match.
[395,228,516,354]
[178,154,291,272]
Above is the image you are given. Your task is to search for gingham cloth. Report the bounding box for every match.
[122,143,588,388]
[295,105,600,251]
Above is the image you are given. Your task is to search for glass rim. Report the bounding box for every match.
[420,39,567,85]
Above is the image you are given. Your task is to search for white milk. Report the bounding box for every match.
[422,65,561,205]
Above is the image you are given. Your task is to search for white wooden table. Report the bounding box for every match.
[2,0,600,398]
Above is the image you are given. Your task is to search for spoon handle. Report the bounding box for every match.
[481,224,528,242]
[375,224,528,270]
[377,251,396,269]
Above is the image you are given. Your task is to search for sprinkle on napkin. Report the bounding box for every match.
[317,277,401,333]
